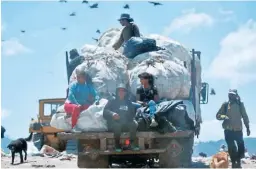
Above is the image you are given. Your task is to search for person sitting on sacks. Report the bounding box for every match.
[112,13,140,50]
[103,83,139,152]
[64,68,100,132]
[136,72,159,127]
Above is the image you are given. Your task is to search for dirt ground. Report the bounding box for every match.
[2,155,256,168]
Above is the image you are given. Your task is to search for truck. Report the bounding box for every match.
[55,48,210,168]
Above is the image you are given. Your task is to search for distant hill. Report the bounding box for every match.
[1,136,12,153]
[193,138,256,157]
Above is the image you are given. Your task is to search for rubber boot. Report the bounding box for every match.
[114,139,122,152]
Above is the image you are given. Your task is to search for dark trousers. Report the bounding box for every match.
[224,130,245,163]
[108,120,138,142]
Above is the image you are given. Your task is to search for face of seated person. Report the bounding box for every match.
[140,78,149,86]
[118,89,126,100]
[77,75,86,84]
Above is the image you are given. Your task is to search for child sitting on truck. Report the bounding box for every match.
[103,83,139,152]
[64,69,99,132]
[136,72,159,127]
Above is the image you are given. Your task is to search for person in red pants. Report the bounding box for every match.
[65,69,99,132]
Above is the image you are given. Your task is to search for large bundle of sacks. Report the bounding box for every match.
[50,28,202,132]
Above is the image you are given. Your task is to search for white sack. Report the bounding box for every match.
[50,113,72,131]
[76,99,108,131]
[130,58,191,100]
[70,51,129,95]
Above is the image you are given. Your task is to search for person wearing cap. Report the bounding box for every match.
[112,13,140,50]
[103,83,139,152]
[1,126,6,139]
[64,68,100,132]
[136,72,159,127]
[216,89,250,168]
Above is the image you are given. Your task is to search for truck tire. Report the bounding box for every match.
[77,154,109,168]
[159,134,194,168]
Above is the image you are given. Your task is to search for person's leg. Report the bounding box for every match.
[224,130,238,168]
[64,103,81,128]
[148,100,158,127]
[127,120,139,150]
[235,130,245,168]
[110,121,122,152]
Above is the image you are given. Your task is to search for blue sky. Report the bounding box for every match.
[1,1,256,142]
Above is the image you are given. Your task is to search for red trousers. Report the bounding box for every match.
[64,103,90,128]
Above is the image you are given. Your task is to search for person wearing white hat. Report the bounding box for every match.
[216,89,250,168]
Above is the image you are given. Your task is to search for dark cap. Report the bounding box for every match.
[138,72,152,79]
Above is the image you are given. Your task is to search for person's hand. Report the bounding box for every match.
[95,101,100,105]
[220,115,229,120]
[142,102,148,107]
[247,128,251,136]
[112,113,120,120]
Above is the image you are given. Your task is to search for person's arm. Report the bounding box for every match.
[89,85,100,103]
[216,103,228,120]
[103,100,115,120]
[112,31,124,50]
[133,24,140,37]
[153,87,160,103]
[240,102,250,129]
[67,82,80,105]
[136,87,143,104]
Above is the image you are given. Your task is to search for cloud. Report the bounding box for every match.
[218,8,236,22]
[1,38,32,56]
[163,8,214,35]
[207,19,256,88]
[1,109,11,120]
[197,120,256,142]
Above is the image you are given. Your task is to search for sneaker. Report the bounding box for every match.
[150,118,158,127]
[130,143,140,151]
[114,144,122,152]
[71,126,82,133]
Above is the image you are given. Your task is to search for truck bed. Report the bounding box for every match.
[58,130,193,140]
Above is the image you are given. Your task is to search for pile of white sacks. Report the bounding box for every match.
[50,28,202,131]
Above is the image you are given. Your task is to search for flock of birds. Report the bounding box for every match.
[1,0,163,42]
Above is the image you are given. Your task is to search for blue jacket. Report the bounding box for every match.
[66,81,99,105]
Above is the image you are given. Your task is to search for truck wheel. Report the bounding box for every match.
[159,134,194,168]
[77,154,109,168]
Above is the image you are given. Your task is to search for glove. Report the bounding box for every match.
[247,128,251,136]
[220,115,229,120]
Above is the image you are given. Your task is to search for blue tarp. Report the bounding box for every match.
[123,37,158,59]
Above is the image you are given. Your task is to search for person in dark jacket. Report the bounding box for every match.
[103,83,139,152]
[216,89,250,168]
[136,72,159,127]
[1,126,6,139]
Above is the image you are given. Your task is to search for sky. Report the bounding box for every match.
[1,1,256,142]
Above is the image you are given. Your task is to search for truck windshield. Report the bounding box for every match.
[44,102,63,116]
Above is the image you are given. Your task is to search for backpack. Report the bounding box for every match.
[223,101,243,116]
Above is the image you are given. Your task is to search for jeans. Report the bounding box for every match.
[224,130,245,163]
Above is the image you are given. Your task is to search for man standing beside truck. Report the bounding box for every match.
[216,89,250,168]
[103,84,139,152]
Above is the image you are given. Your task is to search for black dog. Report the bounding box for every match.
[7,133,33,165]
